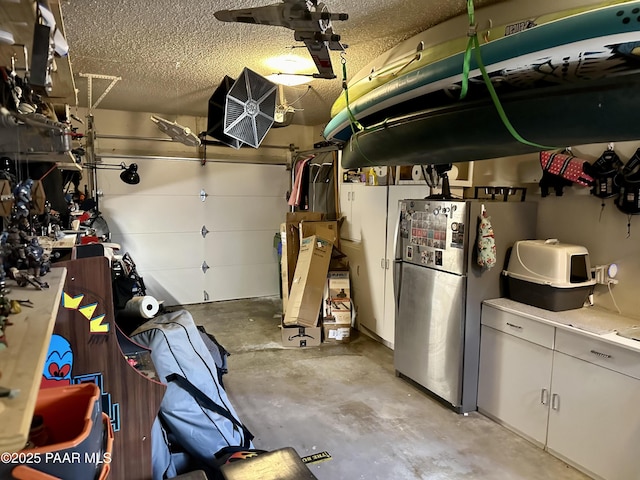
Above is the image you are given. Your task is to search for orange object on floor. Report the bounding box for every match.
[3,384,112,480]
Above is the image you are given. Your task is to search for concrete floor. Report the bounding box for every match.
[183,297,591,480]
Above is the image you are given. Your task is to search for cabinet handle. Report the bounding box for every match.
[381,258,385,269]
[590,349,612,359]
[385,259,390,270]
[506,322,523,330]
[352,191,356,201]
[551,393,560,411]
[540,388,549,405]
[347,192,351,201]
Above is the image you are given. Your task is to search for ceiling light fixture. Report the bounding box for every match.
[265,54,315,72]
[267,73,313,86]
[265,55,315,86]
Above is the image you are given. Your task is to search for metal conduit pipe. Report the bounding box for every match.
[95,133,294,150]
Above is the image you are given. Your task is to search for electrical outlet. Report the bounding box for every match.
[592,264,619,285]
[592,265,608,285]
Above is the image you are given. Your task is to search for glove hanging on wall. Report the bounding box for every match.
[477,207,496,270]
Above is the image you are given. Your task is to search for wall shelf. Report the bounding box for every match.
[0,267,67,453]
[0,0,76,101]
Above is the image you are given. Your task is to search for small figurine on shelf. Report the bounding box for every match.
[13,179,34,218]
[25,237,47,277]
[9,267,49,290]
[5,223,29,271]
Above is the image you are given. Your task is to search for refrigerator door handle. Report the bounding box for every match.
[394,260,403,311]
[392,202,404,311]
[392,199,403,262]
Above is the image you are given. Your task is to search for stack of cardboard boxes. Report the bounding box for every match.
[280,213,352,347]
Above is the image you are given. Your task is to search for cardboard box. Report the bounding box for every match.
[281,322,322,347]
[283,212,324,296]
[280,223,289,314]
[322,320,352,343]
[299,221,340,249]
[283,235,333,327]
[325,271,351,324]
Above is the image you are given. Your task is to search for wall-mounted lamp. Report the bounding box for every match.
[86,162,140,185]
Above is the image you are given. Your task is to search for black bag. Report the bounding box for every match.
[588,149,624,199]
[615,149,640,215]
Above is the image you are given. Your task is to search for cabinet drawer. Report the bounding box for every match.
[555,329,640,380]
[481,305,555,349]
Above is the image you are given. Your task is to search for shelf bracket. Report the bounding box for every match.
[79,73,122,112]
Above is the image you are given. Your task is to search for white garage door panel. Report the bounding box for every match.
[97,158,206,196]
[205,231,278,267]
[208,196,285,231]
[140,267,205,306]
[102,196,205,234]
[97,154,289,303]
[111,232,205,270]
[205,264,279,301]
[206,163,288,197]
[94,171,143,197]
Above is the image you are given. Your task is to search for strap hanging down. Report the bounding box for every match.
[166,373,254,448]
[460,0,556,150]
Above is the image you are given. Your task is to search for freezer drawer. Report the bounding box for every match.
[394,262,465,407]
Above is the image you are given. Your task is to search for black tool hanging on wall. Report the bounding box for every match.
[614,149,640,237]
[587,147,624,199]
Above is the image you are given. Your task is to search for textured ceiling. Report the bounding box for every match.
[59,0,504,129]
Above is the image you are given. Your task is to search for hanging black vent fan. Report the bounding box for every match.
[224,68,277,148]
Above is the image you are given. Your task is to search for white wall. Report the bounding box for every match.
[473,141,640,319]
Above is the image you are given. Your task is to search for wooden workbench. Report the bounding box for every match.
[0,267,67,453]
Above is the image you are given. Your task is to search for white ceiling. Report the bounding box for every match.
[59,0,504,128]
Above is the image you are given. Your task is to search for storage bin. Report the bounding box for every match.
[1,383,113,480]
[503,239,596,311]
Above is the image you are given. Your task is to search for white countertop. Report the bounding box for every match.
[483,298,640,353]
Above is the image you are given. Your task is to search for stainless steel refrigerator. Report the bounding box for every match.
[394,198,537,413]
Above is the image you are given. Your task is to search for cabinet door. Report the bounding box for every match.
[356,186,388,339]
[340,240,374,334]
[339,183,354,241]
[339,183,367,242]
[477,325,553,448]
[547,351,640,480]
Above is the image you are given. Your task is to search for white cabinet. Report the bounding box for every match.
[340,240,375,338]
[478,301,640,480]
[338,184,388,342]
[339,182,364,242]
[478,324,553,447]
[339,181,428,346]
[548,333,640,480]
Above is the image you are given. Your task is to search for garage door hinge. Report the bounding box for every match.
[200,188,208,202]
[201,261,210,273]
[201,225,210,238]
